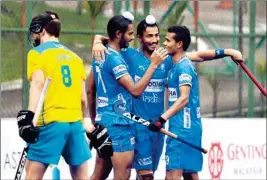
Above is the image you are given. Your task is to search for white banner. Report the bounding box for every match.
[1,118,266,179]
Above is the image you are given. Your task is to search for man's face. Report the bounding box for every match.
[119,23,134,49]
[29,32,42,47]
[163,32,180,56]
[139,26,159,54]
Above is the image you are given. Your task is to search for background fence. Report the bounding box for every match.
[1,0,266,118]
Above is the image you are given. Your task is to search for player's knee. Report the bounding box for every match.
[137,173,154,180]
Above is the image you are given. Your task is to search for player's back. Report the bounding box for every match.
[167,57,202,137]
[27,41,86,126]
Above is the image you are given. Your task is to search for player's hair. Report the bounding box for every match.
[137,20,159,37]
[107,15,132,40]
[31,11,61,37]
[167,26,191,51]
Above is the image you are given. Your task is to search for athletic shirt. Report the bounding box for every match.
[92,46,132,125]
[27,41,86,126]
[121,47,173,121]
[167,57,202,137]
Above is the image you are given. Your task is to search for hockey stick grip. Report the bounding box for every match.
[238,61,266,97]
[159,128,208,154]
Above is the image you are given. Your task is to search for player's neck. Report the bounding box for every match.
[172,51,186,63]
[42,35,59,43]
[142,49,152,60]
[108,40,121,53]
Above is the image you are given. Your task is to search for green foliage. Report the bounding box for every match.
[255,53,267,84]
[87,1,106,18]
[167,1,188,26]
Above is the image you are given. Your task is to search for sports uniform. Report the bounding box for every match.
[26,41,91,165]
[121,47,173,171]
[165,57,203,172]
[92,46,135,152]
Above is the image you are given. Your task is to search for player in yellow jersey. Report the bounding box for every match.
[16,11,113,180]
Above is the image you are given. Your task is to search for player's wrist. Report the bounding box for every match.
[215,48,229,59]
[159,116,167,125]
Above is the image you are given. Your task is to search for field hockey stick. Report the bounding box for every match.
[113,102,208,154]
[237,61,266,97]
[14,78,52,180]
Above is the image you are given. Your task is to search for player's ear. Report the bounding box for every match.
[137,35,142,43]
[115,30,122,39]
[176,41,183,49]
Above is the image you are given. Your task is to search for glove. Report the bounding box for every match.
[17,110,39,143]
[87,123,113,159]
[148,116,167,132]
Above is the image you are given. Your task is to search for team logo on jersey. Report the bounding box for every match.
[168,88,177,102]
[179,73,192,82]
[138,65,145,71]
[112,65,127,75]
[135,76,165,92]
[97,97,108,107]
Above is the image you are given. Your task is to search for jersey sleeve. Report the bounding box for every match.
[108,55,129,80]
[27,49,44,81]
[177,62,194,87]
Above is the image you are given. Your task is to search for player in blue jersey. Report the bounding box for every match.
[92,15,243,180]
[148,25,243,180]
[87,12,168,180]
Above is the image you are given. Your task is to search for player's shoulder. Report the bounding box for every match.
[177,57,192,67]
[121,46,138,54]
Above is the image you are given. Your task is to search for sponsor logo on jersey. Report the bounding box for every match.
[97,97,108,107]
[168,88,177,102]
[113,65,127,75]
[142,93,163,104]
[135,76,165,92]
[184,107,191,129]
[179,73,192,82]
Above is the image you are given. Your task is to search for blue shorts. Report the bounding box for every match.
[27,121,91,166]
[133,123,165,171]
[97,113,135,152]
[165,136,203,172]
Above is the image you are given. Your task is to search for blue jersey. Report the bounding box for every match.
[92,46,132,124]
[121,47,173,121]
[167,57,202,137]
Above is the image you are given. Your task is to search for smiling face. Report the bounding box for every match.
[163,32,183,56]
[139,26,160,54]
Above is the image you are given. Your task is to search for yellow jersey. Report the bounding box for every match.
[27,41,86,126]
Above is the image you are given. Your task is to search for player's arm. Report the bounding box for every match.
[186,48,243,62]
[118,48,168,96]
[17,50,43,144]
[81,79,87,118]
[87,69,96,124]
[161,85,190,120]
[149,84,190,132]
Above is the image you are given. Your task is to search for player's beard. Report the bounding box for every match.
[119,35,129,49]
[142,41,158,55]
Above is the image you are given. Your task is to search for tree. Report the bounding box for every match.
[167,1,188,26]
[87,1,107,45]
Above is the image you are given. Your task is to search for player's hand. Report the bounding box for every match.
[17,110,39,143]
[225,49,244,64]
[92,41,110,62]
[148,117,167,132]
[86,123,113,159]
[150,47,169,67]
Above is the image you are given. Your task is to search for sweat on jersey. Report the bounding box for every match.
[27,41,86,126]
[92,46,132,125]
[167,57,202,137]
[121,47,173,121]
